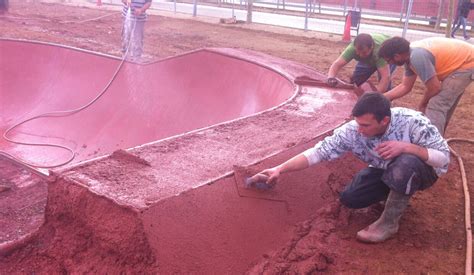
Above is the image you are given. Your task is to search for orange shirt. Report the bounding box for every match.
[411,37,474,80]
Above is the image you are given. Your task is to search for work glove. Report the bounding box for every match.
[327,77,338,87]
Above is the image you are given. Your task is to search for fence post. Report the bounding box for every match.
[446,0,455,37]
[402,0,414,38]
[232,0,235,18]
[399,0,406,22]
[246,0,253,23]
[435,0,445,30]
[304,0,308,31]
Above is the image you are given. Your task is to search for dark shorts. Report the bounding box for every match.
[350,62,397,91]
[339,154,438,209]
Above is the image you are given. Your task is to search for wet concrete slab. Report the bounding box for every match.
[0,39,358,273]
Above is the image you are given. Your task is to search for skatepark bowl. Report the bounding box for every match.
[0,39,359,273]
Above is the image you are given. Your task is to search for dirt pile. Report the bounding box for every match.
[0,177,157,273]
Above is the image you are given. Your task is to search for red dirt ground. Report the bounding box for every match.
[0,1,473,273]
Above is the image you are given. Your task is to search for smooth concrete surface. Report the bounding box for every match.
[0,39,294,168]
[1,39,360,273]
[51,44,358,273]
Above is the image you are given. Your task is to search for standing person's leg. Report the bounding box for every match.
[452,15,458,30]
[131,20,145,58]
[121,16,132,56]
[357,154,438,243]
[452,16,462,37]
[461,16,469,39]
[339,167,390,209]
[425,69,473,135]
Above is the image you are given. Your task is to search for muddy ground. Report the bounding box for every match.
[0,0,473,273]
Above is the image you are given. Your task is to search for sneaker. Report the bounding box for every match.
[451,33,455,38]
[464,36,470,40]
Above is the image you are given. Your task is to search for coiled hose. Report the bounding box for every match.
[0,12,136,169]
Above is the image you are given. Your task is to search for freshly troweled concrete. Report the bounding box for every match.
[0,39,359,273]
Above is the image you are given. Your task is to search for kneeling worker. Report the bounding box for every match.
[327,33,396,93]
[253,93,450,243]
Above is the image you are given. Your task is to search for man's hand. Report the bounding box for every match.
[375,141,408,160]
[257,154,310,185]
[260,166,281,185]
[327,77,338,87]
[134,8,143,15]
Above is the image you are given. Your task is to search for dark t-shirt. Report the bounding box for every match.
[459,1,474,18]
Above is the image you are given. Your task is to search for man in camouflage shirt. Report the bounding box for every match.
[255,93,449,243]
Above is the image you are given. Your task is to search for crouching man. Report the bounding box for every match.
[254,93,450,243]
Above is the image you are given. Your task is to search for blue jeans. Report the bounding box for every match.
[339,154,438,209]
[451,16,468,38]
[350,62,397,92]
